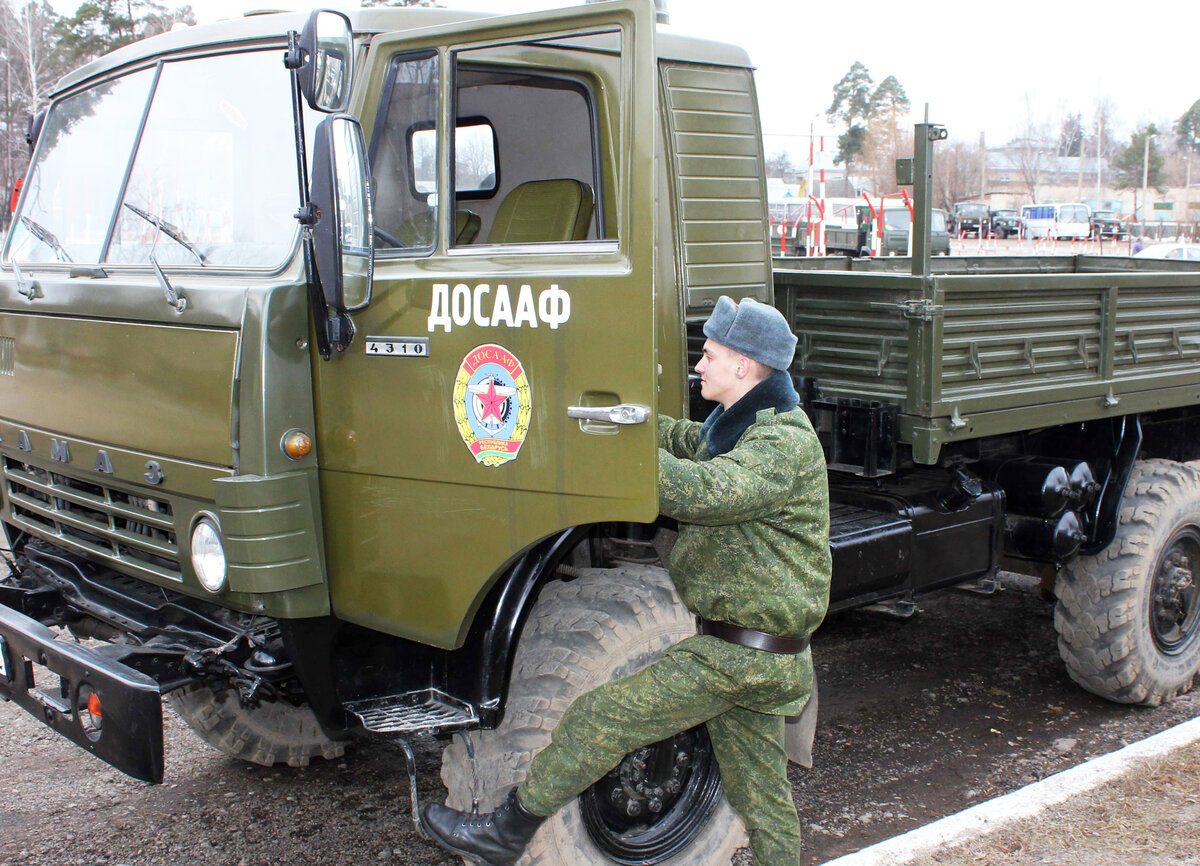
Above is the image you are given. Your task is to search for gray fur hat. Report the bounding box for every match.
[702,295,797,372]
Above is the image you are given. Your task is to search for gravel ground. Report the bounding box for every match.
[911,741,1200,866]
[2,571,1198,865]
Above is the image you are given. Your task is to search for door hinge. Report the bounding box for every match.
[899,299,943,322]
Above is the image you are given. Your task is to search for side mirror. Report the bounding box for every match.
[311,114,374,313]
[297,9,353,113]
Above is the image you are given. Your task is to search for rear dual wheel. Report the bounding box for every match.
[1055,459,1200,706]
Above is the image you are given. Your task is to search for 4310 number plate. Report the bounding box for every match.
[365,337,429,357]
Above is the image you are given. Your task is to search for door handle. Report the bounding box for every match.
[566,403,652,425]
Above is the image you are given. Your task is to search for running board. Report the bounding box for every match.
[862,598,918,618]
[953,577,999,595]
[343,689,478,735]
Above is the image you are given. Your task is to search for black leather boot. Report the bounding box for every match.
[421,787,546,866]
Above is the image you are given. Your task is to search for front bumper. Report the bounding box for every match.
[0,601,164,783]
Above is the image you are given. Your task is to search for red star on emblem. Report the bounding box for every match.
[477,379,508,423]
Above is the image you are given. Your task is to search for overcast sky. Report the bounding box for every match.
[163,1,1198,161]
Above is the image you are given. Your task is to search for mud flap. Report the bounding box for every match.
[0,603,164,783]
[784,674,818,768]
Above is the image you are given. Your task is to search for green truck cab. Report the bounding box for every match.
[2,4,1200,865]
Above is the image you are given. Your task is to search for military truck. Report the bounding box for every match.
[953,200,990,237]
[2,4,1200,865]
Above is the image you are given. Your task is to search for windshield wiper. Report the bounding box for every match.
[20,216,73,263]
[122,202,208,266]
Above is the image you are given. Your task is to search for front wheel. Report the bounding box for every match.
[169,684,348,767]
[439,565,746,865]
[1055,459,1200,705]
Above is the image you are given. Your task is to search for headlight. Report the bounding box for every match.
[190,517,227,592]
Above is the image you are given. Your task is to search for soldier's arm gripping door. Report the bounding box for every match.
[313,2,660,649]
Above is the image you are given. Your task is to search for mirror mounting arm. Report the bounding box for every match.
[286,11,369,360]
[287,28,335,360]
[295,202,319,228]
[283,30,307,71]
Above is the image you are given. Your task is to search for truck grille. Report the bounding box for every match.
[3,457,180,581]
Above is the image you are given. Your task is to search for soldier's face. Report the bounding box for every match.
[696,339,747,409]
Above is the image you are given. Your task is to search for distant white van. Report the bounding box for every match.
[1021,202,1092,240]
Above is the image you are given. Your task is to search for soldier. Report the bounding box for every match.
[422,295,832,866]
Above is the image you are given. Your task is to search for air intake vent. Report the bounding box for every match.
[662,62,770,311]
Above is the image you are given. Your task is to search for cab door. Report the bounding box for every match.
[314,2,659,648]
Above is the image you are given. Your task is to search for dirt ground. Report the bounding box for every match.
[2,571,1198,866]
[911,741,1200,866]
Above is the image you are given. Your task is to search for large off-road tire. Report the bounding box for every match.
[440,564,747,865]
[1055,459,1200,706]
[168,684,347,767]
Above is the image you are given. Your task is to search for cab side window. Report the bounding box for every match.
[369,52,440,253]
[450,58,604,247]
[369,33,617,253]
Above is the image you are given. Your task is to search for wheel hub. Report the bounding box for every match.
[1150,535,1200,654]
[613,742,689,817]
[579,725,723,864]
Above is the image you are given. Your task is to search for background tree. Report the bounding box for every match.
[933,139,984,211]
[765,150,796,178]
[827,61,873,169]
[1113,124,1167,193]
[834,124,866,171]
[1,0,69,230]
[1058,112,1084,157]
[860,74,910,192]
[0,0,194,230]
[1177,98,1200,156]
[1175,99,1200,188]
[870,75,910,120]
[55,1,193,70]
[857,125,913,196]
[826,61,873,127]
[1011,95,1053,201]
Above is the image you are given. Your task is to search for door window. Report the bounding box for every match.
[369,32,617,254]
[369,51,440,253]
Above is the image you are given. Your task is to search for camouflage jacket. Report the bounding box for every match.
[658,374,831,642]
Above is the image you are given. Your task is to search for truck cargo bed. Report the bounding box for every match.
[773,255,1200,463]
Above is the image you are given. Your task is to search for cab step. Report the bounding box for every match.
[343,689,478,735]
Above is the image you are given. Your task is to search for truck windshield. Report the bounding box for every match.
[108,50,302,269]
[6,50,304,271]
[5,69,154,264]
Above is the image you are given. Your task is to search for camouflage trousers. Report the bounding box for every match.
[518,635,805,866]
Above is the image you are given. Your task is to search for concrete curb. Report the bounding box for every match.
[820,715,1200,866]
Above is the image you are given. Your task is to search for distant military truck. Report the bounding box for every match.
[953,200,990,237]
[3,5,1200,866]
[1091,210,1127,240]
[990,208,1021,239]
[877,205,950,256]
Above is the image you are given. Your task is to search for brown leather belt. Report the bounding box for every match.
[697,617,810,654]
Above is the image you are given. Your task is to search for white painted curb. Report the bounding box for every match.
[820,715,1200,866]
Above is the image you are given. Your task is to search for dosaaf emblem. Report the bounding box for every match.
[453,344,532,467]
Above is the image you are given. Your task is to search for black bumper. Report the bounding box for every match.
[0,602,164,783]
